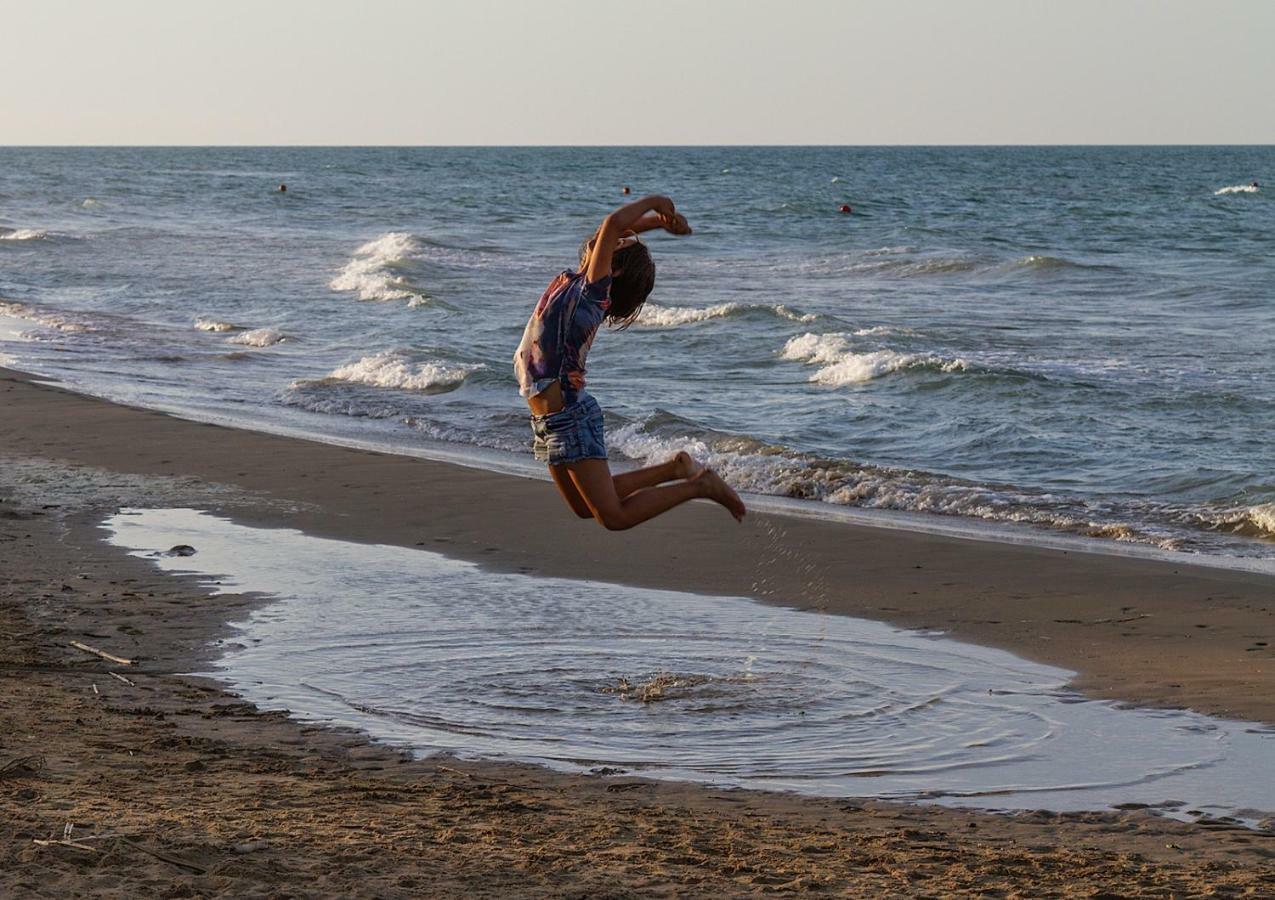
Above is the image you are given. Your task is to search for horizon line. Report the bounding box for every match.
[3,142,1274,149]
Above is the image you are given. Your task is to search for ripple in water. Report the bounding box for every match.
[106,508,1275,824]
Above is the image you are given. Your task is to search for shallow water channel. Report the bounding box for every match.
[106,508,1275,826]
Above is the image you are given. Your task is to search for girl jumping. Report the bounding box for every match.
[513,194,747,529]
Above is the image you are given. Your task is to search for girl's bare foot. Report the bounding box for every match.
[693,468,746,522]
[673,450,705,481]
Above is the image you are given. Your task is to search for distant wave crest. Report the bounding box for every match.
[781,332,966,385]
[1215,184,1260,195]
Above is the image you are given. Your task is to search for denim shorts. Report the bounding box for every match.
[530,392,608,466]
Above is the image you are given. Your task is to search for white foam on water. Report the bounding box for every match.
[0,300,93,334]
[1215,185,1260,195]
[321,350,482,392]
[105,508,1275,824]
[0,227,53,241]
[329,231,424,301]
[195,317,239,333]
[1198,502,1275,540]
[637,302,816,328]
[226,327,285,347]
[781,332,966,385]
[1249,504,1275,536]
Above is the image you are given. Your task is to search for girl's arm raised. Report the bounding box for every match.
[585,195,685,284]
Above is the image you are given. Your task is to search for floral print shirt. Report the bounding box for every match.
[513,270,611,401]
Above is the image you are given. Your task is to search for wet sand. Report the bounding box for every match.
[3,367,1275,896]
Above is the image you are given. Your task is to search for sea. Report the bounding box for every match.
[2,146,1272,563]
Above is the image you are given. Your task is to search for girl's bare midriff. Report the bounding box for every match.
[527,382,565,416]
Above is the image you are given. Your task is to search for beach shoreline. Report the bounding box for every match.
[3,367,1274,723]
[3,366,1275,895]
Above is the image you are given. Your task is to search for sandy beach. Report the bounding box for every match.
[3,366,1275,897]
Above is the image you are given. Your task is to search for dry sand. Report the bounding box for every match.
[2,367,1274,897]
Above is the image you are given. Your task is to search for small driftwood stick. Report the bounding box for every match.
[33,839,100,853]
[109,671,135,686]
[69,640,134,666]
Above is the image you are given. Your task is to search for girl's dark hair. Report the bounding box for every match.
[579,237,656,329]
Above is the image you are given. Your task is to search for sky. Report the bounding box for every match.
[2,0,1273,145]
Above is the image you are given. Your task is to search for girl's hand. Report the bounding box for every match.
[647,195,677,219]
[661,212,692,235]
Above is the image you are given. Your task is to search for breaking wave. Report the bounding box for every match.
[318,350,483,392]
[329,232,429,302]
[1215,184,1260,195]
[781,333,966,385]
[1192,503,1275,540]
[637,301,817,328]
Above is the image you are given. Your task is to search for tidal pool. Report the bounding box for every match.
[106,508,1275,825]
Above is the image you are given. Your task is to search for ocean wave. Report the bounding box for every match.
[781,333,965,385]
[319,350,483,392]
[637,301,816,328]
[329,232,427,302]
[1215,184,1260,195]
[195,317,239,333]
[226,327,286,347]
[619,409,1275,550]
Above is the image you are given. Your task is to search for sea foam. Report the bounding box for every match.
[0,227,53,241]
[781,333,965,385]
[226,327,285,347]
[329,232,424,302]
[324,350,481,392]
[637,302,816,328]
[0,300,93,334]
[1215,184,1260,195]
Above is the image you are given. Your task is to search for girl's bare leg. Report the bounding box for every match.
[612,450,703,499]
[566,458,745,530]
[550,451,705,519]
